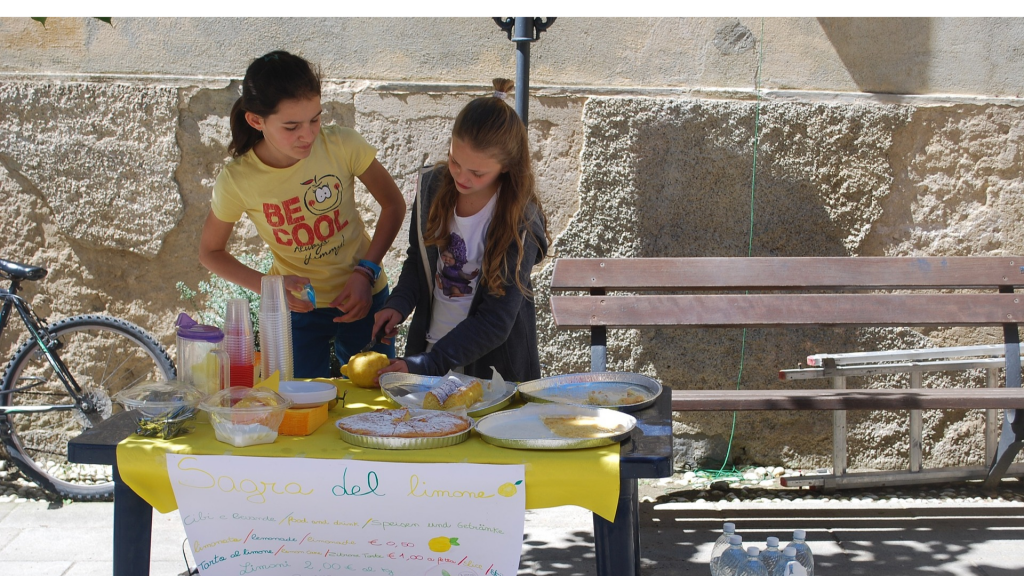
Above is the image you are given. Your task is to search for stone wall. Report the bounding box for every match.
[1,17,1023,472]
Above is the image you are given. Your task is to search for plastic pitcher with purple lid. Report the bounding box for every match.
[175,313,230,396]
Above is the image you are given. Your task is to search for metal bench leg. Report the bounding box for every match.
[593,477,640,576]
[985,412,1024,491]
[984,325,1023,491]
[113,464,153,576]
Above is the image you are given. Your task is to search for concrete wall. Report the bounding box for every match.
[2,16,1023,473]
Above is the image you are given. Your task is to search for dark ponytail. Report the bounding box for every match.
[228,50,322,157]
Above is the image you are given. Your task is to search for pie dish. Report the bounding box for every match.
[335,408,473,450]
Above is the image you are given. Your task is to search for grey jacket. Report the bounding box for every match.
[383,165,548,381]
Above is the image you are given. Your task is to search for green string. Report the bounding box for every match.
[706,18,766,479]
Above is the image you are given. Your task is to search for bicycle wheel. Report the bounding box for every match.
[0,315,175,500]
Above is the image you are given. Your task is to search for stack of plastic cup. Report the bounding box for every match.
[259,276,294,381]
[223,298,256,388]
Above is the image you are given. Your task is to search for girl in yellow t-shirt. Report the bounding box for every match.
[199,50,405,378]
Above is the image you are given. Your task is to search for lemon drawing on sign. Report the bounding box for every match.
[497,480,523,497]
[428,536,459,553]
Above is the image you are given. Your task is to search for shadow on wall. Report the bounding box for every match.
[546,96,963,470]
[818,17,931,95]
[627,100,857,467]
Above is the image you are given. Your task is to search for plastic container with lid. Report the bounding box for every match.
[199,386,292,447]
[114,379,204,439]
[175,312,231,396]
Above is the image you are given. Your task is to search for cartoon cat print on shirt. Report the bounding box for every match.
[436,232,479,298]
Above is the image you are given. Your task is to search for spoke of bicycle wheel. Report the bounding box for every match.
[91,332,146,390]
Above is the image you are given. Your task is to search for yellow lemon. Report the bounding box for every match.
[340,351,390,388]
[190,352,222,396]
[428,536,459,553]
[497,480,522,497]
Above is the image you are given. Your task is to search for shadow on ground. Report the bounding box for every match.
[515,498,1024,575]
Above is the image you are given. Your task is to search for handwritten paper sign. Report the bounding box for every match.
[167,454,526,576]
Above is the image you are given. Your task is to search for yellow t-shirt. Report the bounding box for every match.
[212,125,388,303]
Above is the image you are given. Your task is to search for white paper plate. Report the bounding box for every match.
[379,373,516,417]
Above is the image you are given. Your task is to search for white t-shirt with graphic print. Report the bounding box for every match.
[426,192,498,344]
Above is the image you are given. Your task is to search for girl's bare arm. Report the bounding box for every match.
[198,210,264,293]
[357,159,406,264]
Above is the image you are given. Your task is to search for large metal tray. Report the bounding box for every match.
[475,403,636,450]
[516,372,662,412]
[379,373,516,417]
[335,409,473,450]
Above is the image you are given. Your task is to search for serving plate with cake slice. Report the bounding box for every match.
[379,372,517,417]
[516,372,661,412]
[474,403,636,450]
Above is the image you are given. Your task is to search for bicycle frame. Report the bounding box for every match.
[0,279,92,420]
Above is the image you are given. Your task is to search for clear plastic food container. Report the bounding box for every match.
[199,386,292,447]
[114,380,204,439]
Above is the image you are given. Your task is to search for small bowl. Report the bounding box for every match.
[278,380,337,408]
[114,380,204,439]
[199,386,292,447]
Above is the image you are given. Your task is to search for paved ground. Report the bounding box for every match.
[3,484,1024,576]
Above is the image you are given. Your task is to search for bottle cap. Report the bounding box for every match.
[767,536,779,547]
[783,546,797,557]
[747,547,760,556]
[793,529,806,540]
[729,535,743,545]
[724,522,736,532]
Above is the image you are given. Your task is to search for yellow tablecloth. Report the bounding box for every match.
[116,381,622,520]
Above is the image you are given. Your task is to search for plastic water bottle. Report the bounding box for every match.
[772,547,800,576]
[760,537,783,575]
[788,529,814,576]
[709,522,737,575]
[717,535,747,576]
[735,547,769,576]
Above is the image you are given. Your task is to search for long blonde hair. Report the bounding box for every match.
[424,79,549,297]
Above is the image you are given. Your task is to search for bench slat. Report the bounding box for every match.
[671,388,1024,411]
[551,257,1024,291]
[550,293,1024,328]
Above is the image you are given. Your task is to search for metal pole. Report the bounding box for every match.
[513,17,533,126]
[493,17,556,129]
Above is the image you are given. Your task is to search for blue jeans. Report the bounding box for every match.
[289,286,395,378]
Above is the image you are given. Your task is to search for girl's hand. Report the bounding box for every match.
[330,272,373,322]
[282,275,314,313]
[372,308,404,345]
[376,358,409,382]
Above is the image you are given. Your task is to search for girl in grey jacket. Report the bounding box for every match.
[372,79,549,382]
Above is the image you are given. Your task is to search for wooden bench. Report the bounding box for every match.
[549,257,1024,491]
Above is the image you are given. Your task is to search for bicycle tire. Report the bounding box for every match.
[0,314,175,500]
